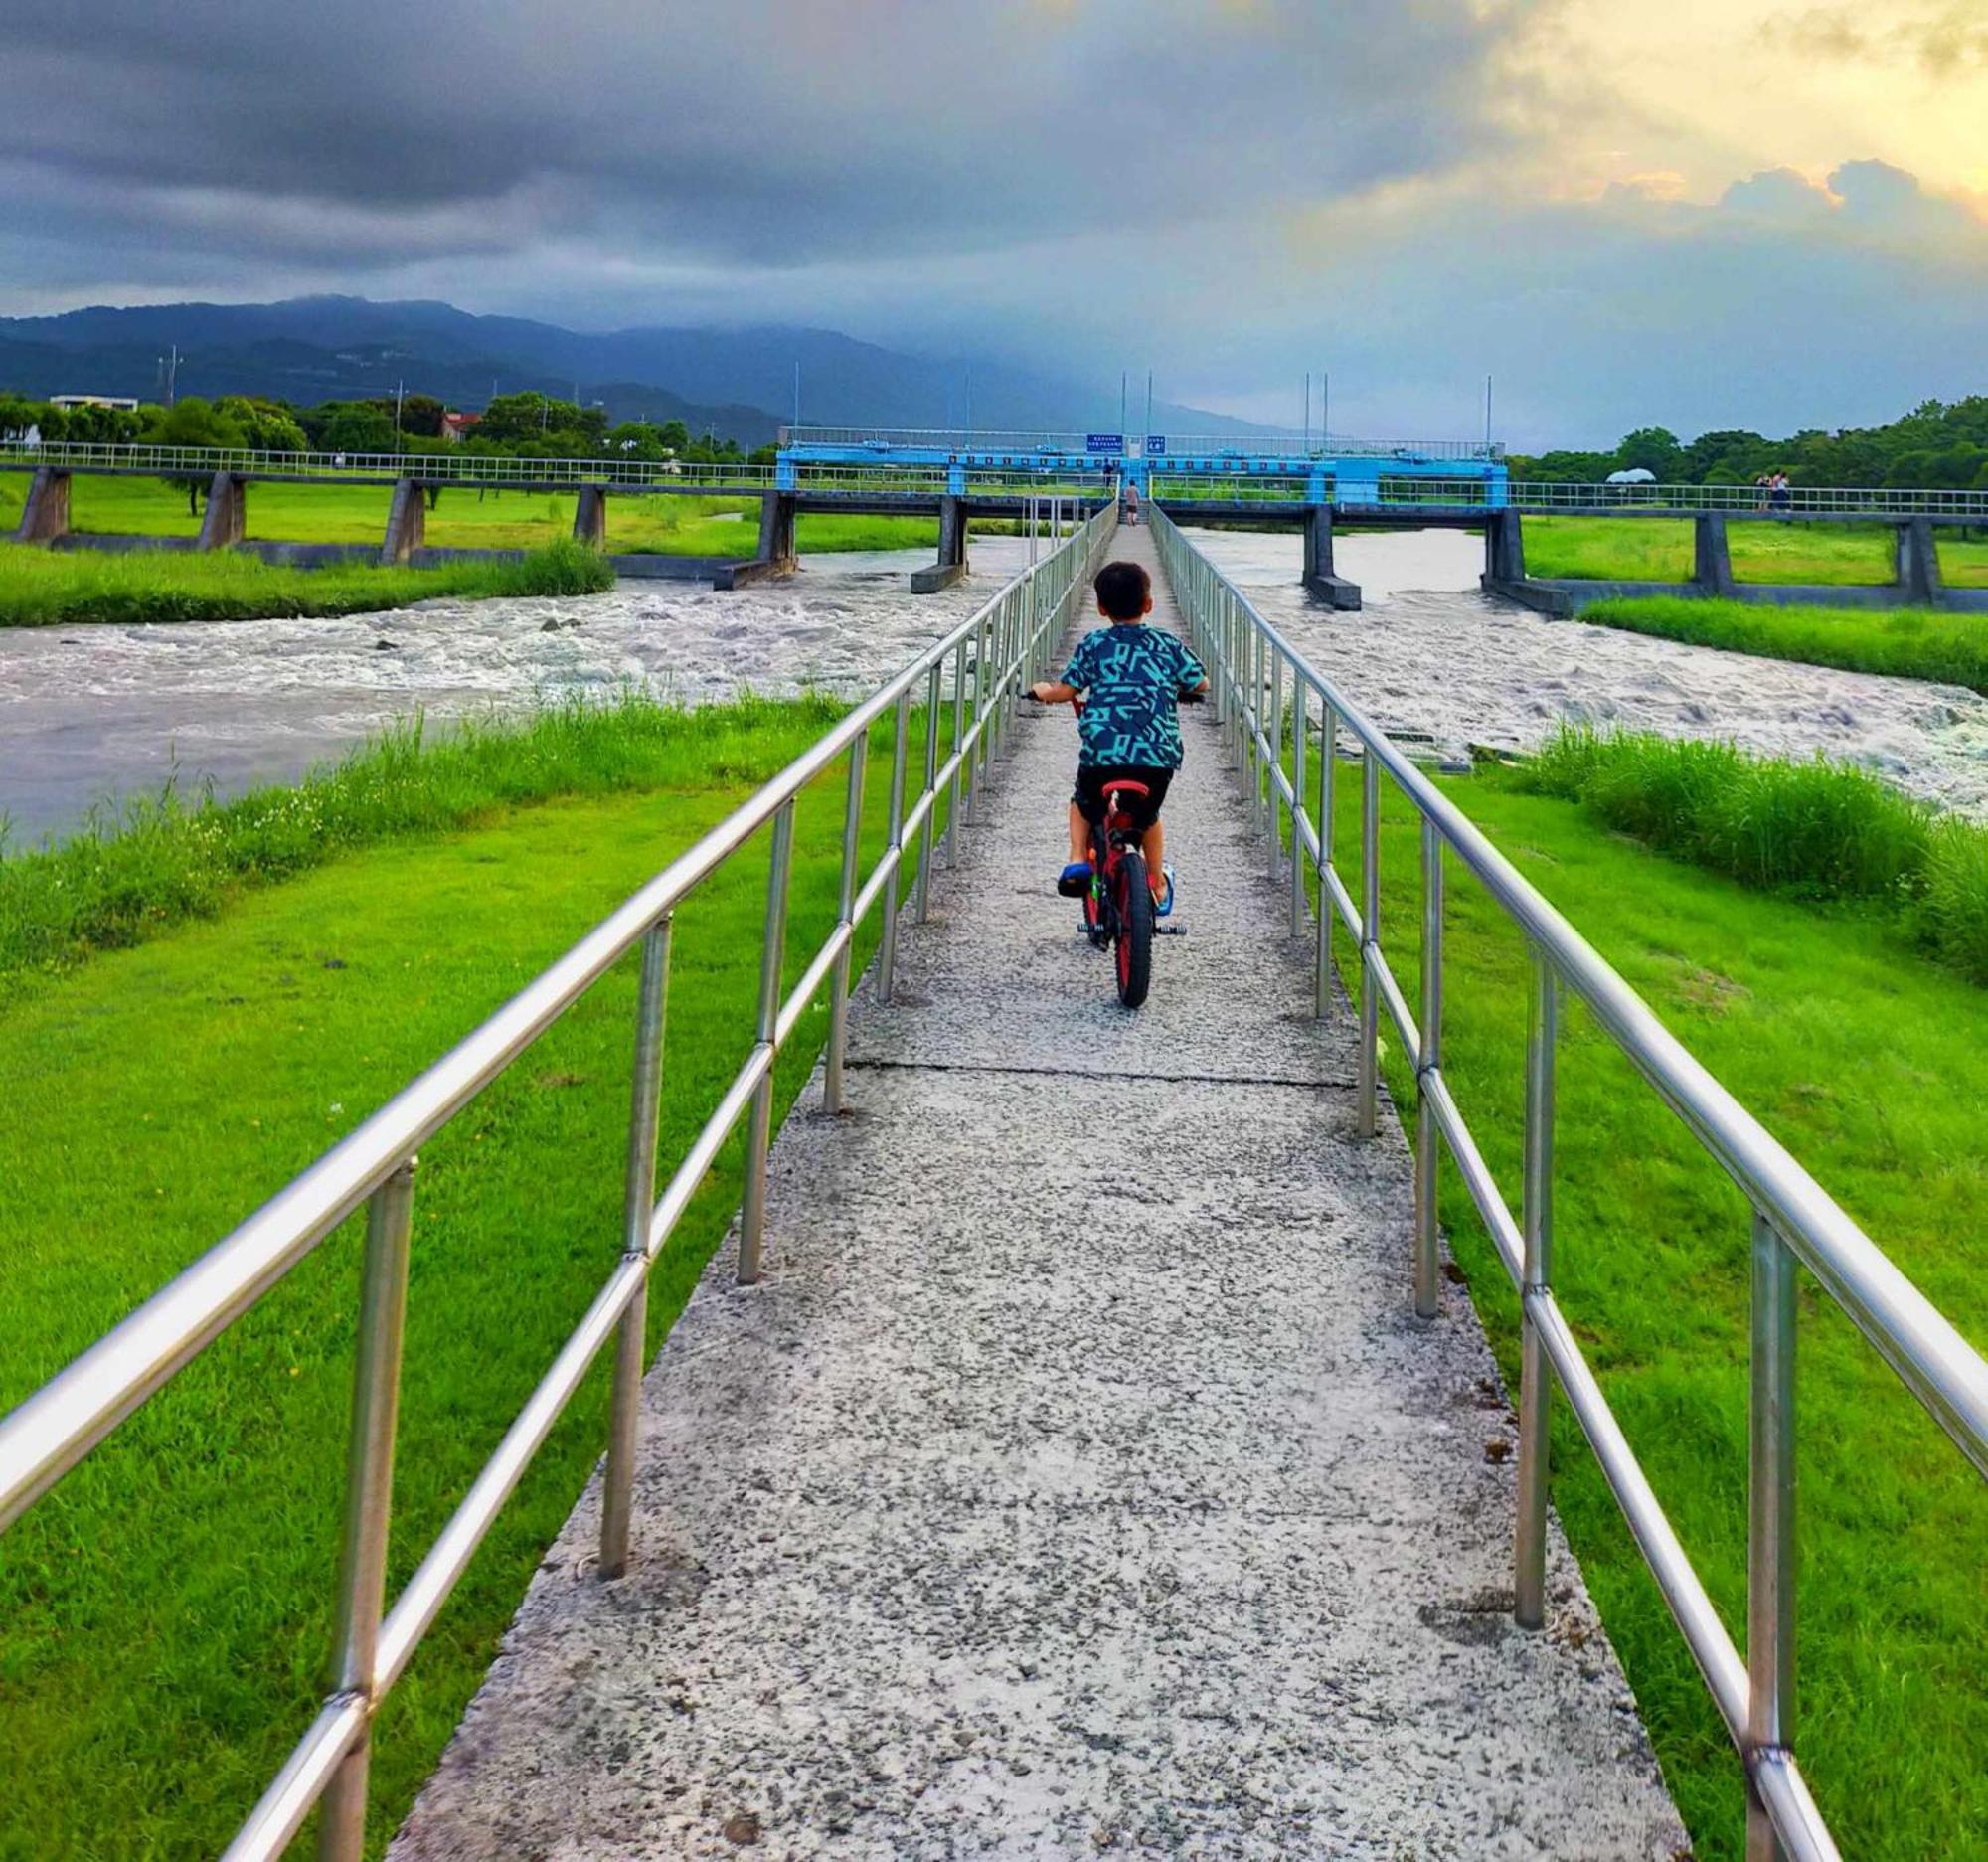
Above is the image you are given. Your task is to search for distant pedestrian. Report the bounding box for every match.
[1753,473,1770,513]
[1770,470,1792,514]
[1123,479,1141,526]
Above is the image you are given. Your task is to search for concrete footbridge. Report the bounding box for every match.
[4,509,1987,1859]
[7,426,1986,611]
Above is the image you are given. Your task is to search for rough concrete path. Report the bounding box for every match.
[390,529,1688,1860]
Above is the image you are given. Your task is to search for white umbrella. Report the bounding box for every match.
[1605,467,1657,484]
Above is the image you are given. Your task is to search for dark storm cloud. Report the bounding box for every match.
[1,0,1544,274]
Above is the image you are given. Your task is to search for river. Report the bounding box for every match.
[1190,528,1988,817]
[4,529,1985,847]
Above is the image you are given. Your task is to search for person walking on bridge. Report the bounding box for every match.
[1122,477,1141,526]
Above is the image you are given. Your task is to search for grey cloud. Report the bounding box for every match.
[1,0,1545,274]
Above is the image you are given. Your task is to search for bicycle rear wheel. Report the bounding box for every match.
[1114,850,1153,1009]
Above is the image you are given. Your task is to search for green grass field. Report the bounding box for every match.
[1579,593,1988,697]
[4,695,1985,1860]
[0,696,969,1860]
[1304,763,1988,1862]
[1526,516,1988,588]
[0,473,941,557]
[0,539,612,627]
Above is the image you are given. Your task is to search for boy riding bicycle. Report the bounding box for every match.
[1027,558,1208,916]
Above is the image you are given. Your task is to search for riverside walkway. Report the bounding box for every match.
[389,528,1687,1859]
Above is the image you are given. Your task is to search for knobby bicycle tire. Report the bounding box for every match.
[1115,850,1154,1009]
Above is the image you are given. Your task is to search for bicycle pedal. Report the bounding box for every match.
[1155,924,1188,937]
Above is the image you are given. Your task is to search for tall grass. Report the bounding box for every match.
[1520,727,1988,980]
[0,538,612,627]
[0,689,843,992]
[1582,594,1988,695]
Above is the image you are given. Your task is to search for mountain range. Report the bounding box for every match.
[0,296,1263,445]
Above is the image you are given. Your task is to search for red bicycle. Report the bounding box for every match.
[1079,778,1156,1009]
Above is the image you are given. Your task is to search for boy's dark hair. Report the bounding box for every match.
[1093,559,1151,621]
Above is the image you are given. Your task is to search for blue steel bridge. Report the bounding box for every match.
[4,423,1983,609]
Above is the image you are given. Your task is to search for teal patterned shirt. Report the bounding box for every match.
[1062,624,1207,769]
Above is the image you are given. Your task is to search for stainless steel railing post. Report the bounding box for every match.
[946,640,967,855]
[824,730,869,1114]
[1515,949,1558,1628]
[1413,819,1442,1319]
[914,661,941,924]
[1356,750,1381,1139]
[600,916,672,1578]
[878,690,912,1004]
[737,800,795,1284]
[1289,679,1308,939]
[1317,702,1339,1014]
[1747,1208,1798,1862]
[317,1159,416,1862]
[1266,648,1284,880]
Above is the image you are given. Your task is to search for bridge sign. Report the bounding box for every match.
[1085,432,1123,454]
[1146,435,1167,456]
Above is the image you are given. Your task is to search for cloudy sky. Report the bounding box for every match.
[3,0,1984,445]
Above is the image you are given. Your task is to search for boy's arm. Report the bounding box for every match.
[1028,679,1078,702]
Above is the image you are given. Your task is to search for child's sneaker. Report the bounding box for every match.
[1153,864,1176,917]
[1057,860,1093,898]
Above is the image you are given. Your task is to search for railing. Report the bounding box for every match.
[6,439,1981,519]
[0,439,777,490]
[1148,504,1988,1862]
[1503,480,1988,520]
[0,500,1119,1861]
[780,425,1507,462]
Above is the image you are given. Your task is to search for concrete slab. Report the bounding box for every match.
[388,528,1688,1862]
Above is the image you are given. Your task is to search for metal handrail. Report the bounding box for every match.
[0,497,1119,1861]
[0,439,776,489]
[1148,503,1988,1862]
[5,440,1983,518]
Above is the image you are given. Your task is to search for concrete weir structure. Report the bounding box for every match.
[7,436,1986,609]
[1481,504,1988,616]
[387,527,1687,1861]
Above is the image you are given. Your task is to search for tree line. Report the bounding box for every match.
[1509,396,1988,490]
[0,389,774,468]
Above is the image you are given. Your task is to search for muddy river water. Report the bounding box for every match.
[3,528,1984,846]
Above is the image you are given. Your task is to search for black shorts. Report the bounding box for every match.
[1074,764,1172,831]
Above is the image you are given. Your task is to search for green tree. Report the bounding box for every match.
[1614,426,1684,480]
[318,404,398,454]
[607,422,668,462]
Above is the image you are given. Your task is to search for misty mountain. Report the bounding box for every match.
[0,296,1263,444]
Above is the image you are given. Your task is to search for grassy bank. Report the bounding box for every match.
[1526,515,1988,588]
[0,538,613,628]
[1302,763,1988,1862]
[0,694,953,1859]
[0,688,847,987]
[1579,593,1988,694]
[1516,727,1988,982]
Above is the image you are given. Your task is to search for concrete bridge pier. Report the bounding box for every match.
[1898,517,1943,605]
[573,485,607,549]
[1301,506,1362,608]
[1693,513,1737,595]
[381,478,426,565]
[197,472,246,551]
[13,466,71,544]
[910,495,969,592]
[715,492,798,591]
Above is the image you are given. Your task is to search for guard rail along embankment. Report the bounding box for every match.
[0,499,1117,1862]
[1148,502,1988,1862]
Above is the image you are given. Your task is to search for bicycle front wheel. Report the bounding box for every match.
[1114,850,1153,1009]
